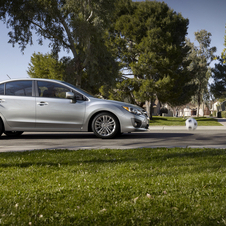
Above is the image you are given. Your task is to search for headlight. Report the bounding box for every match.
[123,106,142,115]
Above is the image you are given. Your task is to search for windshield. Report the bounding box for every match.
[61,81,94,98]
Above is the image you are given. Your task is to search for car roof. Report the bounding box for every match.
[0,78,94,98]
[0,78,65,85]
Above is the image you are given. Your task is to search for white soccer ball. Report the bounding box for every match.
[185,118,198,130]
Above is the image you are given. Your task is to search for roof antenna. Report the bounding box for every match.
[6,74,11,79]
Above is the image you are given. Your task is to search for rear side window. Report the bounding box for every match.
[6,81,32,96]
[0,84,4,95]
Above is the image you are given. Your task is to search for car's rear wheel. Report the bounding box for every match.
[92,112,119,139]
[0,120,3,137]
[4,131,24,137]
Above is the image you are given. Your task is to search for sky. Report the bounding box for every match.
[1,0,226,81]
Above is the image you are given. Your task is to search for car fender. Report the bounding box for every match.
[81,102,129,131]
[0,112,11,131]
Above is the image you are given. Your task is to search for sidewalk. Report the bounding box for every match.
[217,118,226,126]
[148,118,226,131]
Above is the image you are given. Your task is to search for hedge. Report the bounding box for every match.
[221,111,226,118]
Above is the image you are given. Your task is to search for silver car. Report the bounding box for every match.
[0,78,149,138]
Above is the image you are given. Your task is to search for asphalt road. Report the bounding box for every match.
[1,128,226,152]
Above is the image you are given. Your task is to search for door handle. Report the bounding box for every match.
[37,101,48,106]
[0,99,5,103]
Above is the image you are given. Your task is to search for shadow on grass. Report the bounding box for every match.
[164,149,226,159]
[150,117,168,121]
[196,118,218,122]
[0,148,226,170]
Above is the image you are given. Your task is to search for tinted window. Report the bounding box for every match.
[38,81,85,100]
[62,81,93,98]
[38,81,71,99]
[5,81,32,96]
[72,91,85,101]
[0,84,4,95]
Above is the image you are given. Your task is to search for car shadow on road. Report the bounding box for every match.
[0,132,194,140]
[118,132,194,139]
[0,133,97,140]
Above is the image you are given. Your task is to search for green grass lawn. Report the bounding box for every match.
[150,116,222,126]
[1,148,226,225]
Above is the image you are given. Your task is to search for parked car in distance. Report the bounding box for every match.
[0,78,149,139]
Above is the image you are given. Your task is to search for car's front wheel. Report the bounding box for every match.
[92,112,119,139]
[4,131,24,137]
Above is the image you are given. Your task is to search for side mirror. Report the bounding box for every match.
[66,92,76,103]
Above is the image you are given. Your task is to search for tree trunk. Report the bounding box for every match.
[145,100,151,119]
[150,98,154,120]
[74,58,82,88]
[146,96,154,120]
[197,92,201,117]
[202,102,205,117]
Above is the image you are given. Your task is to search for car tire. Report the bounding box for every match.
[0,120,3,137]
[92,112,120,139]
[4,131,24,137]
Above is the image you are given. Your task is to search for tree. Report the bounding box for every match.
[211,29,226,99]
[27,52,65,80]
[211,58,226,99]
[0,0,119,89]
[103,0,194,118]
[186,30,216,116]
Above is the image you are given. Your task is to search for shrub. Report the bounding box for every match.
[217,111,221,118]
[221,111,226,118]
[160,107,168,114]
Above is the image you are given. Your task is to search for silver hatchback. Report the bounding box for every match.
[0,78,149,138]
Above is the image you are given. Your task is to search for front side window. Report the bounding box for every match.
[62,81,93,98]
[72,91,86,101]
[5,81,32,96]
[0,84,4,95]
[38,81,71,98]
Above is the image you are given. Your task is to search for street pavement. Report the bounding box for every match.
[0,118,226,152]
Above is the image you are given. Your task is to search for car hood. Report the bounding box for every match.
[89,97,144,110]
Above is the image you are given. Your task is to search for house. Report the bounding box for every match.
[211,100,226,114]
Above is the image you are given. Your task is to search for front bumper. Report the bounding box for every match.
[121,114,149,133]
[131,117,149,129]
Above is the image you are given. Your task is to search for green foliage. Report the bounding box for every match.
[219,26,226,64]
[212,111,217,117]
[81,39,120,94]
[27,51,119,95]
[186,30,216,116]
[27,52,65,80]
[1,148,226,225]
[211,25,226,99]
[0,0,118,88]
[211,59,226,99]
[104,0,193,113]
[106,78,143,106]
[221,111,226,118]
[160,107,168,114]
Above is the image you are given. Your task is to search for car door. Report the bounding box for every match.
[35,81,86,131]
[0,80,35,129]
